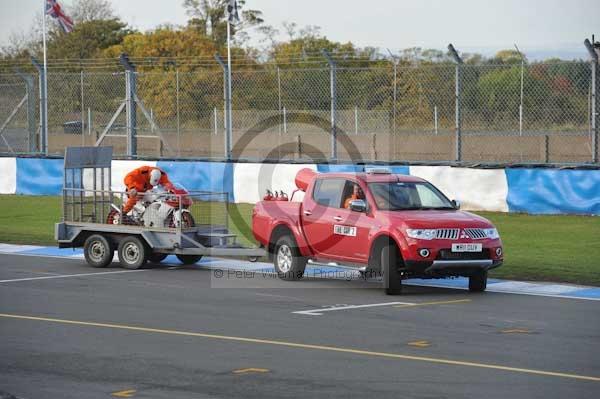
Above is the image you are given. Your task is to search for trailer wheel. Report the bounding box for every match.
[274,236,306,280]
[381,243,402,295]
[148,253,168,263]
[176,255,203,265]
[117,236,148,270]
[469,270,488,292]
[83,234,114,268]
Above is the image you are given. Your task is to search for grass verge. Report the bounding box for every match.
[0,195,598,286]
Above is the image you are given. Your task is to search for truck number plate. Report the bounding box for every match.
[334,225,357,237]
[451,243,482,252]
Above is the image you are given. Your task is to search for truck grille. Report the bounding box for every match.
[463,228,487,239]
[435,229,459,240]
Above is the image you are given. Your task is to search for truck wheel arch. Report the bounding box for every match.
[369,235,404,272]
[268,224,295,260]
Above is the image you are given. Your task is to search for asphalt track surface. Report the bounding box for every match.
[1,253,599,399]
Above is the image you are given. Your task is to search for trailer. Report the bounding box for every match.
[55,146,265,269]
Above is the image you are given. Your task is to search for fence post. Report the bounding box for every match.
[448,44,463,162]
[215,53,232,160]
[323,50,337,161]
[120,53,137,158]
[80,70,85,146]
[14,68,36,152]
[30,57,47,154]
[390,56,398,135]
[585,39,599,163]
[176,69,181,157]
[277,66,282,135]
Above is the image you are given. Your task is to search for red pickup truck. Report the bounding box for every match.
[252,168,503,294]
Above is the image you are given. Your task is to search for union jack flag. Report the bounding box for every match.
[46,0,74,33]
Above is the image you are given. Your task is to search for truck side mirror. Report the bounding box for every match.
[452,199,461,209]
[349,199,367,213]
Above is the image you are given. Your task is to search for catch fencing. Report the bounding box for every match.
[0,49,598,165]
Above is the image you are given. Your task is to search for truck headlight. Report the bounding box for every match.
[406,229,437,240]
[484,228,500,239]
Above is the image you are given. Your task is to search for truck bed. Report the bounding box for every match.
[252,201,302,244]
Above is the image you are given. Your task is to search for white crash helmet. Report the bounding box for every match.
[149,169,162,186]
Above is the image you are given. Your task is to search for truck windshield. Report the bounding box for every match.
[368,182,455,211]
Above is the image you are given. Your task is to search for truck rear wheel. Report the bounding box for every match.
[382,243,403,295]
[117,236,148,270]
[176,255,203,265]
[274,236,306,281]
[84,234,114,268]
[469,270,488,292]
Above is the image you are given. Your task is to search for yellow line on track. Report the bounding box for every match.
[233,368,270,374]
[112,389,136,397]
[0,313,598,383]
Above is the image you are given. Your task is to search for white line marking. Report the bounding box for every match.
[403,281,600,301]
[0,252,85,261]
[0,244,45,253]
[0,269,147,283]
[293,301,415,316]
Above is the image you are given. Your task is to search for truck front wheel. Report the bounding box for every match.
[381,243,403,295]
[469,270,488,292]
[274,236,306,281]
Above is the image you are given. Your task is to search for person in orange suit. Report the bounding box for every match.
[123,166,174,213]
[344,183,365,209]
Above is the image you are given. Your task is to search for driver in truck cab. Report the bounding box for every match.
[123,166,175,213]
[343,183,365,209]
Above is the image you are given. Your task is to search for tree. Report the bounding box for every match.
[489,49,524,65]
[47,19,131,59]
[183,0,264,46]
[69,0,116,23]
[102,27,219,68]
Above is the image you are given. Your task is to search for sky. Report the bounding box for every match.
[0,0,598,59]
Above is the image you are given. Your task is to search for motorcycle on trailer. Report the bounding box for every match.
[106,184,195,229]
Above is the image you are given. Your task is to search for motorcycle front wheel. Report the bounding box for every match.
[106,209,137,225]
[166,211,196,228]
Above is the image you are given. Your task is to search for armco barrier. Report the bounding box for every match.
[316,164,410,174]
[157,161,234,202]
[2,157,600,215]
[15,158,63,195]
[233,163,318,204]
[506,169,600,215]
[409,166,509,212]
[0,158,16,194]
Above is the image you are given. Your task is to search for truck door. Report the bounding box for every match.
[301,178,345,258]
[328,180,372,263]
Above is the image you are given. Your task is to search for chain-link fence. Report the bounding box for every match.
[0,73,37,153]
[0,57,598,165]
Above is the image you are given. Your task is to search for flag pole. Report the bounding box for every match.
[41,0,48,154]
[226,18,233,160]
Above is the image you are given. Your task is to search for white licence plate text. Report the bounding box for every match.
[451,243,483,252]
[334,225,357,237]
